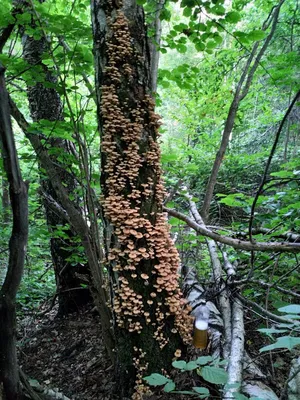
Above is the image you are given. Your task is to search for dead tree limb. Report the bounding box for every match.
[164,207,300,252]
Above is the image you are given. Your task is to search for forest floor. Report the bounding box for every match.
[18,303,115,400]
[17,302,291,400]
[17,301,207,400]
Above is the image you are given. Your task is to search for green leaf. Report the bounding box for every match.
[211,5,226,15]
[195,41,205,51]
[278,305,300,314]
[196,356,213,365]
[206,40,218,49]
[177,44,188,53]
[164,381,176,392]
[258,328,288,337]
[183,7,192,17]
[172,360,187,369]
[247,30,266,42]
[185,361,199,371]
[260,336,300,352]
[160,8,171,21]
[193,386,210,395]
[225,11,241,23]
[143,373,170,386]
[270,170,292,178]
[200,366,228,384]
[196,23,207,32]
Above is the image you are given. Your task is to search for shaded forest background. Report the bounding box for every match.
[0,0,300,399]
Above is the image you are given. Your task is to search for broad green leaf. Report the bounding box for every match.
[260,336,300,352]
[196,23,207,32]
[258,328,288,337]
[270,170,292,178]
[211,5,226,15]
[143,373,170,386]
[196,356,213,365]
[183,7,192,17]
[177,44,187,53]
[278,305,300,314]
[193,386,210,395]
[160,8,171,21]
[195,42,205,51]
[206,40,218,49]
[200,366,228,384]
[185,361,199,371]
[172,360,187,369]
[247,30,266,42]
[164,381,176,392]
[225,11,241,23]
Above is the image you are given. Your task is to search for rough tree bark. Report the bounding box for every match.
[1,175,9,223]
[91,0,192,397]
[0,62,28,400]
[21,6,91,314]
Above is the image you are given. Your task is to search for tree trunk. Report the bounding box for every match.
[0,62,28,400]
[9,98,115,360]
[91,0,192,397]
[1,176,10,223]
[21,20,91,314]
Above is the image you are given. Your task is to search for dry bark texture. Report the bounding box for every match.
[91,0,193,397]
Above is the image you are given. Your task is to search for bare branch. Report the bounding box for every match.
[236,294,299,325]
[164,207,300,252]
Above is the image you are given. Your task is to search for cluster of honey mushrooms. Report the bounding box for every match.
[101,9,192,359]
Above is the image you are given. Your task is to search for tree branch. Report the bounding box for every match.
[164,207,300,252]
[232,278,300,299]
[249,89,300,241]
[236,294,299,325]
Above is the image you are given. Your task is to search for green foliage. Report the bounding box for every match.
[144,356,229,397]
[258,304,300,353]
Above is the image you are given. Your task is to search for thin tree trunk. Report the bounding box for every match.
[9,96,115,359]
[0,62,29,400]
[21,15,91,314]
[1,175,10,223]
[201,1,284,222]
[91,0,192,396]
